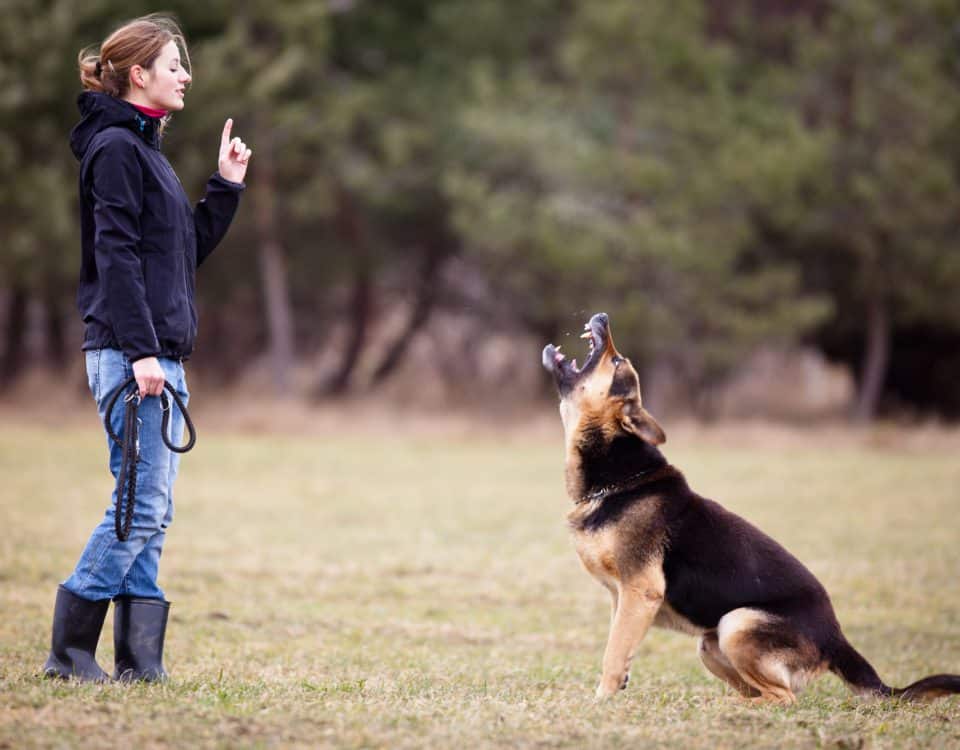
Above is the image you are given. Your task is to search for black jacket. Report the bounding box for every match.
[71,91,244,362]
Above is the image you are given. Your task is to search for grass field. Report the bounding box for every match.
[1,413,959,748]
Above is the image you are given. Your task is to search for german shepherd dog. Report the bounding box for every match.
[542,312,960,703]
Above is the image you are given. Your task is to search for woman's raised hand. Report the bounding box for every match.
[218,118,252,183]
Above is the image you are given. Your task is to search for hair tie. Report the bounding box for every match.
[94,60,102,77]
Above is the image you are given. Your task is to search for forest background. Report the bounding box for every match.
[3,0,960,422]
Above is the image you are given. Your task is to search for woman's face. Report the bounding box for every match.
[140,40,191,111]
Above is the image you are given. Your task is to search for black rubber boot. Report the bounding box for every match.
[113,597,170,682]
[42,585,110,682]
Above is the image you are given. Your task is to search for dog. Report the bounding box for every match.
[542,312,960,703]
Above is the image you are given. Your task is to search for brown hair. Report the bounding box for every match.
[78,14,191,98]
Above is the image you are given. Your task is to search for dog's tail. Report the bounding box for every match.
[828,637,960,702]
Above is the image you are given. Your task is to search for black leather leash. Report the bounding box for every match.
[103,375,196,541]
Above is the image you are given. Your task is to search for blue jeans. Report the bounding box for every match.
[63,349,188,601]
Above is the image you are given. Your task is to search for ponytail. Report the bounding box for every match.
[78,48,123,96]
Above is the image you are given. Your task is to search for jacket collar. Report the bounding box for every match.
[71,91,162,159]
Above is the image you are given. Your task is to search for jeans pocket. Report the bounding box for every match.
[93,349,134,410]
[85,349,102,401]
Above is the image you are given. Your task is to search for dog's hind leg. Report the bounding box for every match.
[698,630,760,697]
[717,608,811,705]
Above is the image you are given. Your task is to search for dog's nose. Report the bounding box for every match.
[542,345,557,371]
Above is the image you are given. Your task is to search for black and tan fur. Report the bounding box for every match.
[543,313,960,703]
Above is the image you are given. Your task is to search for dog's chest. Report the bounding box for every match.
[571,526,620,586]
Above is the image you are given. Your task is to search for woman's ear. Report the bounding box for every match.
[621,401,666,445]
[130,64,146,89]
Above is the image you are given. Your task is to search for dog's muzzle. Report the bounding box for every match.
[542,312,611,392]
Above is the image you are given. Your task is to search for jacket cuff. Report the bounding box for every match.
[211,171,246,191]
[128,351,162,363]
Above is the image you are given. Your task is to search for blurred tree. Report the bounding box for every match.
[2,0,959,420]
[0,0,88,382]
[735,0,960,420]
[176,0,466,395]
[171,1,330,392]
[442,0,829,406]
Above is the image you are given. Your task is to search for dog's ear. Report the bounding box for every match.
[621,401,666,445]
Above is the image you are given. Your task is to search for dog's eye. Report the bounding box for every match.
[612,356,622,366]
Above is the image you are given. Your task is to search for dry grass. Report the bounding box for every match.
[1,412,959,749]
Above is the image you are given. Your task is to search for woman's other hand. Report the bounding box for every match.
[218,118,251,183]
[132,357,165,397]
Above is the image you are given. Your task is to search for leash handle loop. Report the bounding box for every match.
[103,375,196,453]
[102,375,197,541]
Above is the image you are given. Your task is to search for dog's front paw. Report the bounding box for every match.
[595,683,616,701]
[594,673,628,701]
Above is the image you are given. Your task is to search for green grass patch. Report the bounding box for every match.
[1,422,959,748]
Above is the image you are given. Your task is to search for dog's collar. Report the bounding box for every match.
[578,468,658,504]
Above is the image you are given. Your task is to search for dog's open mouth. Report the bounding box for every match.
[542,312,610,388]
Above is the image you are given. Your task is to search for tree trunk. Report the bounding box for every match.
[252,126,296,393]
[324,264,372,395]
[44,285,67,370]
[369,243,447,386]
[852,293,889,423]
[319,186,372,397]
[0,285,28,389]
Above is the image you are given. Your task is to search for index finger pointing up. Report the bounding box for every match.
[221,118,233,150]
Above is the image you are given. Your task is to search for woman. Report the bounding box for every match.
[43,14,251,682]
